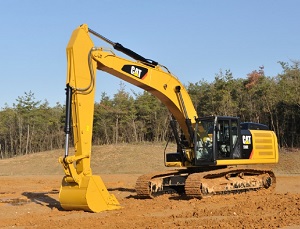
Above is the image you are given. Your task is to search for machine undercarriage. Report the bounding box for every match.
[135,167,275,199]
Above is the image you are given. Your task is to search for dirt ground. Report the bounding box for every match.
[0,143,299,229]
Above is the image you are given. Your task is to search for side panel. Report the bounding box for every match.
[250,130,279,161]
[216,130,279,166]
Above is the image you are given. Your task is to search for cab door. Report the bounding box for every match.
[214,117,241,160]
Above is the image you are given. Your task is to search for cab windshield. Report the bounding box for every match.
[194,119,214,161]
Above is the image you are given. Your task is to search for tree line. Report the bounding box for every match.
[0,61,299,158]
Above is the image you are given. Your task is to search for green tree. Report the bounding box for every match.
[276,61,300,147]
[0,107,16,157]
[13,91,41,155]
[135,91,168,142]
[94,92,114,144]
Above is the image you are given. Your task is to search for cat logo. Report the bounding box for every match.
[131,66,142,78]
[242,135,251,144]
[121,65,148,79]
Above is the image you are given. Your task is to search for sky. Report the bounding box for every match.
[0,1,299,109]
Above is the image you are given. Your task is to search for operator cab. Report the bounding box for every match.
[194,116,242,166]
[165,116,272,167]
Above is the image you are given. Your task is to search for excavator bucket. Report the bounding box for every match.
[59,175,121,213]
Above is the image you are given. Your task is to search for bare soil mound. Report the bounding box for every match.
[0,143,299,228]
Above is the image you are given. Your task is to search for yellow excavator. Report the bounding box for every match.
[59,24,279,212]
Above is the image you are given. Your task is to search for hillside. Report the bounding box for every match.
[0,143,299,176]
[0,143,299,229]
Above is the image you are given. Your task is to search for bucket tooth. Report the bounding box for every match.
[59,175,121,213]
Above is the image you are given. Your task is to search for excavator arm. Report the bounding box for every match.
[59,24,198,212]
